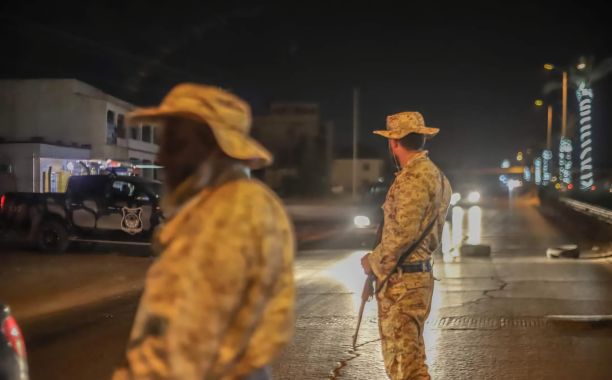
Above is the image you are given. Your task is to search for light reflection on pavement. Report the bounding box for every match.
[451,206,464,248]
[274,200,612,380]
[467,205,482,245]
[322,250,371,315]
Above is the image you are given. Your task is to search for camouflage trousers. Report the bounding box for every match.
[377,271,434,380]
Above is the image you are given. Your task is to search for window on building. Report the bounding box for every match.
[117,114,126,139]
[142,125,152,143]
[362,163,371,171]
[130,126,139,140]
[106,110,117,145]
[0,163,13,174]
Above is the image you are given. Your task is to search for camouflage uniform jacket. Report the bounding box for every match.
[112,161,295,380]
[368,151,451,281]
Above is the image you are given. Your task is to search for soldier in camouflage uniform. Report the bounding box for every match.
[361,112,451,380]
[112,84,295,380]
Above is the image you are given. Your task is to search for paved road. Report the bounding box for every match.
[4,198,612,379]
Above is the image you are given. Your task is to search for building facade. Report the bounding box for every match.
[331,158,385,195]
[0,79,159,192]
[252,102,333,195]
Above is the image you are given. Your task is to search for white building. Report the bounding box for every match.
[331,158,385,195]
[0,79,159,192]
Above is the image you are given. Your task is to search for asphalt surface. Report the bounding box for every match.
[2,197,612,380]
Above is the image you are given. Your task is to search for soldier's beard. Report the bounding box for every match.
[388,144,400,172]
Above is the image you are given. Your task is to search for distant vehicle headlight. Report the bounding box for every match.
[507,179,522,191]
[354,215,371,228]
[467,191,481,203]
[450,192,461,206]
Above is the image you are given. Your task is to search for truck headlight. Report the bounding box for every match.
[353,215,371,228]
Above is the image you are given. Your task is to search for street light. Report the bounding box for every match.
[533,101,553,153]
[542,62,572,186]
[543,63,568,137]
[577,62,587,71]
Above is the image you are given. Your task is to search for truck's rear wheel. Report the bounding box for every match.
[37,220,69,253]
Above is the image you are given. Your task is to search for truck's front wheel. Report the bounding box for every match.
[37,220,69,253]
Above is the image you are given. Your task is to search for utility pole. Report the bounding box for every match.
[352,87,359,201]
[561,71,568,137]
[546,105,553,150]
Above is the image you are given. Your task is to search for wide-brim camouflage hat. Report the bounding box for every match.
[127,83,273,169]
[373,111,439,139]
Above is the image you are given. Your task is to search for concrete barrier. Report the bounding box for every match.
[460,244,491,257]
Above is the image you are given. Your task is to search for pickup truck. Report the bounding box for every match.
[0,175,163,252]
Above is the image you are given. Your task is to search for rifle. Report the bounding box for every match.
[352,222,383,350]
[352,273,375,349]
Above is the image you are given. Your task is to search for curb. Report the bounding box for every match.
[546,314,612,322]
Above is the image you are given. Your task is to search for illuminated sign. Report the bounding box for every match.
[534,157,542,185]
[576,82,594,190]
[542,150,552,184]
[559,137,573,185]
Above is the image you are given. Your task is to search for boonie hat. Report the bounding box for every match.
[373,111,439,139]
[127,83,273,169]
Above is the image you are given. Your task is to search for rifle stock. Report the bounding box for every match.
[352,274,375,349]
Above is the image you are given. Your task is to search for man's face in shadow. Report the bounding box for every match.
[156,117,218,191]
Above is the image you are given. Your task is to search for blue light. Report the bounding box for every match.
[523,167,531,182]
[534,157,542,186]
[559,137,573,185]
[542,150,552,184]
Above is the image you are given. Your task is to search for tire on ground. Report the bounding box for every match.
[36,219,70,253]
[546,244,580,259]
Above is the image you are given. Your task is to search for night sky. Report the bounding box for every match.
[2,1,611,170]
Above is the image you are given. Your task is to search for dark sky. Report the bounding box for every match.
[1,1,611,170]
